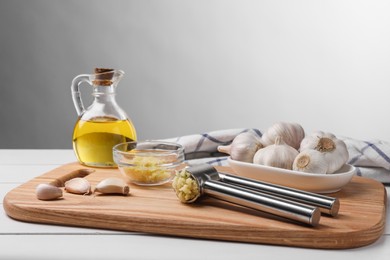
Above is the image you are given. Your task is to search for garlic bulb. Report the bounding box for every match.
[292,149,328,174]
[253,136,299,170]
[299,131,349,174]
[218,132,263,162]
[261,122,305,150]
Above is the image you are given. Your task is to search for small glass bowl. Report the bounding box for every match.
[113,141,185,186]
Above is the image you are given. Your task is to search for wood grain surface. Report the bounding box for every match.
[3,162,387,249]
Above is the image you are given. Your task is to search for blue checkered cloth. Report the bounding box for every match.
[162,129,390,183]
[341,136,390,183]
[162,128,262,166]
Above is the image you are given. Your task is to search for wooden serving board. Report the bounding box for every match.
[3,162,387,249]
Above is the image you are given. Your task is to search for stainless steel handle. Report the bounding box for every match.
[219,173,339,216]
[203,179,321,226]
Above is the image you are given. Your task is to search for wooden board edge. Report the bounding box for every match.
[2,164,388,250]
[3,193,386,250]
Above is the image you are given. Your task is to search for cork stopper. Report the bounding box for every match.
[92,68,115,86]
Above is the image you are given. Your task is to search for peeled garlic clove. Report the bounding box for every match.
[299,131,349,174]
[65,177,91,195]
[261,122,305,150]
[36,183,63,200]
[253,136,298,170]
[293,149,328,174]
[94,177,130,195]
[217,132,263,163]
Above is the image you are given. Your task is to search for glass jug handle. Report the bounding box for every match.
[71,74,91,116]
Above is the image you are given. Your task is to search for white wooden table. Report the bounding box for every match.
[1,150,389,259]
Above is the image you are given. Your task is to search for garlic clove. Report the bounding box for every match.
[293,149,328,174]
[261,122,305,150]
[64,177,91,195]
[217,132,263,163]
[36,183,63,200]
[253,136,298,170]
[94,177,130,195]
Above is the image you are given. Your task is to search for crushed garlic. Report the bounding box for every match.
[123,156,172,184]
[172,169,200,203]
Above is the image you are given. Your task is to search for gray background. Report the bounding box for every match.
[1,0,389,149]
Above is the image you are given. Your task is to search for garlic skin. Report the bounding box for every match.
[261,122,305,150]
[64,177,91,195]
[292,149,328,174]
[299,131,349,174]
[218,132,263,163]
[253,136,299,170]
[94,178,130,195]
[36,183,63,200]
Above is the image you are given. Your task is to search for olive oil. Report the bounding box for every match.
[72,117,136,167]
[71,68,137,168]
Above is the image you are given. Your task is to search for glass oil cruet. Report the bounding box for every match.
[71,68,137,167]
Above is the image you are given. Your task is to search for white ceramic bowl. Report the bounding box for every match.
[228,157,356,193]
